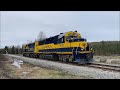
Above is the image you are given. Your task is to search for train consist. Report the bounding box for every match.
[22,31,94,64]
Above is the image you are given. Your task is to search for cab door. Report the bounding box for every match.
[57,36,65,48]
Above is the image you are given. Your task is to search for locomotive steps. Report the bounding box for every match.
[5,54,120,79]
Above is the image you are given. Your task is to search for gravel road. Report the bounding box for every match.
[5,54,120,79]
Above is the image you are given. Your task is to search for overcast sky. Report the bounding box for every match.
[0,11,119,48]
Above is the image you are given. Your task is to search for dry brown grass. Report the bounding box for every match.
[0,55,86,79]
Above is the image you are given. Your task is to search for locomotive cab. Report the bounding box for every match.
[64,31,94,64]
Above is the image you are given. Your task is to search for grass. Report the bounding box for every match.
[0,56,88,79]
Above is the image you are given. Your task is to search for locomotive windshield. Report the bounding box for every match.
[68,38,87,42]
[66,33,81,41]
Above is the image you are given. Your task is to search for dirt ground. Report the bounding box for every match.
[0,54,86,79]
[94,55,120,59]
[93,55,120,64]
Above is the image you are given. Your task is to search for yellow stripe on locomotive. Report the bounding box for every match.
[35,31,89,52]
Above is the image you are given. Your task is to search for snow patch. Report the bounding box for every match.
[12,58,23,69]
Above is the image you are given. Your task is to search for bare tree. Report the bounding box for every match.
[11,45,15,54]
[26,40,32,44]
[37,31,46,41]
[16,45,22,54]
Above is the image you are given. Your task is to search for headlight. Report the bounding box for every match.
[91,48,93,50]
[81,48,83,51]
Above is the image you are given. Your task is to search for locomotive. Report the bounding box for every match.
[22,31,94,64]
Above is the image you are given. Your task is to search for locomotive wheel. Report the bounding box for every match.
[29,54,31,57]
[36,54,39,58]
[23,53,25,56]
[63,57,66,62]
[66,58,69,62]
[39,54,43,59]
[60,55,67,62]
[53,54,59,61]
[59,55,63,61]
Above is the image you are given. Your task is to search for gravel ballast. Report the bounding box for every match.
[5,54,120,79]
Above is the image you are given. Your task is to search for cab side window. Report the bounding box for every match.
[57,36,65,44]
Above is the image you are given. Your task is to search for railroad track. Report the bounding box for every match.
[87,63,120,72]
[59,61,120,72]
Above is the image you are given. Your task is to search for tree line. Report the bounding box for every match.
[0,45,22,54]
[90,41,120,56]
[0,31,46,55]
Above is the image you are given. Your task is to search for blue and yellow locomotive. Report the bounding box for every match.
[22,31,94,64]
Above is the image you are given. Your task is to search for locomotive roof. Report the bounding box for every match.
[23,31,80,45]
[38,32,65,42]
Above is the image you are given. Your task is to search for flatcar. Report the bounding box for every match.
[22,31,94,64]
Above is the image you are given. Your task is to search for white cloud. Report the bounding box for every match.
[0,11,119,48]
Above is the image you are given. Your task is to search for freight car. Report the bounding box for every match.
[22,31,94,64]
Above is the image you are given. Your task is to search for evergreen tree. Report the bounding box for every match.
[16,47,19,54]
[11,46,15,54]
[4,46,9,54]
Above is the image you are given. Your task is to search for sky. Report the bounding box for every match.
[0,11,119,48]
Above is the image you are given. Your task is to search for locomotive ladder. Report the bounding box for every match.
[72,47,79,61]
